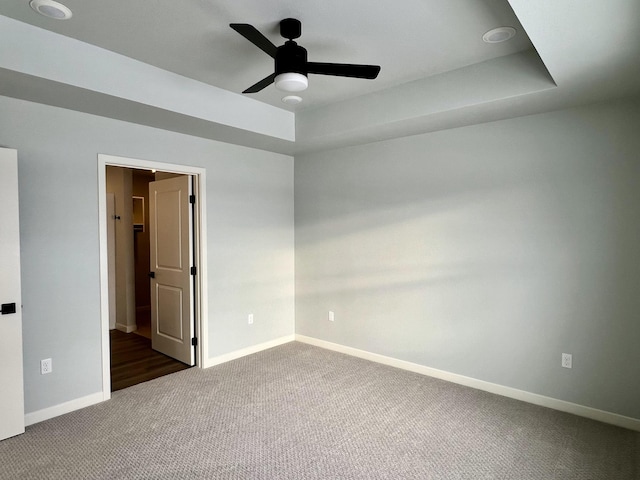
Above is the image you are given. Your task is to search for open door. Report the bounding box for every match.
[0,148,25,440]
[149,176,195,366]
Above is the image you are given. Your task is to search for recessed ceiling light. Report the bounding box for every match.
[482,26,516,44]
[282,95,302,105]
[30,0,73,20]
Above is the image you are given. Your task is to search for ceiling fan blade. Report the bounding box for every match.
[230,24,278,58]
[306,62,381,79]
[243,73,277,94]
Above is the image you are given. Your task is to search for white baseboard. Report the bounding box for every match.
[115,323,137,333]
[25,392,105,427]
[203,335,295,369]
[23,336,295,426]
[295,335,640,432]
[25,335,638,432]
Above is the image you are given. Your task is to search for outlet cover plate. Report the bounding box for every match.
[561,353,572,369]
[41,358,52,375]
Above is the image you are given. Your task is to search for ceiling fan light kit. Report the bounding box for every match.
[230,18,381,94]
[275,72,308,92]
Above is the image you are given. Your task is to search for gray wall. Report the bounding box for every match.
[0,95,294,414]
[295,97,640,419]
[3,91,639,421]
[105,166,135,332]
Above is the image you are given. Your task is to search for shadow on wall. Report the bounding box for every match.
[294,105,640,419]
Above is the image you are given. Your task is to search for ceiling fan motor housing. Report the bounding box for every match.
[275,41,308,76]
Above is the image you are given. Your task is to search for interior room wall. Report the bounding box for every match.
[154,172,182,181]
[106,166,136,333]
[132,169,153,313]
[295,96,640,420]
[0,95,294,415]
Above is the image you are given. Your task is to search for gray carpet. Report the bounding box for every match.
[1,342,638,479]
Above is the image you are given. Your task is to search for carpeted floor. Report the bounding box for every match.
[1,342,638,479]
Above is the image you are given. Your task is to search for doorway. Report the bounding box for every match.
[98,155,208,400]
[107,167,193,390]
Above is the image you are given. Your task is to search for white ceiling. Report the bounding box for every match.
[1,0,639,154]
[0,0,533,111]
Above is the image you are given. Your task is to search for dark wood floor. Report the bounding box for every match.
[110,329,191,392]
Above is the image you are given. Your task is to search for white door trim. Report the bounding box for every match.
[97,154,208,400]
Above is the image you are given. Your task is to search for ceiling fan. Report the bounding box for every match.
[230,18,381,94]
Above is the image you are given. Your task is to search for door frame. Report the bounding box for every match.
[97,154,208,400]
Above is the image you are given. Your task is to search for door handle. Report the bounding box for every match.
[1,303,17,315]
[148,272,155,279]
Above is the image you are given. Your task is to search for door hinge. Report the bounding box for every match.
[190,266,197,275]
[189,194,196,204]
[191,337,198,347]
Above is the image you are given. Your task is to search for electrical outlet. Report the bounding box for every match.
[561,353,572,369]
[248,314,254,325]
[328,311,335,322]
[41,358,52,375]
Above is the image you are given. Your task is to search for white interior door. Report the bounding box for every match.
[149,176,194,365]
[0,147,25,440]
